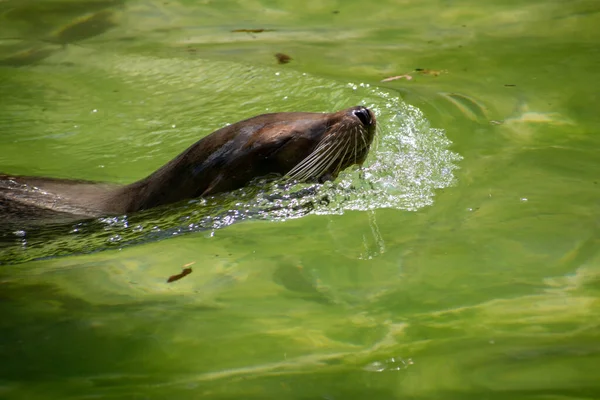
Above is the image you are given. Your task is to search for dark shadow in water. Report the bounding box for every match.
[0,0,123,66]
[272,263,334,305]
[0,282,149,380]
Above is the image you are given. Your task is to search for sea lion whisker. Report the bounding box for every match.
[361,127,369,155]
[358,126,369,151]
[353,126,359,165]
[330,138,348,176]
[344,128,356,162]
[319,139,350,179]
[285,142,336,180]
[349,126,359,165]
[297,135,349,181]
[286,136,347,180]
[373,123,381,152]
[359,127,371,164]
[336,138,352,175]
[301,138,348,180]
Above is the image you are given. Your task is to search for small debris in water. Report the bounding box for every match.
[504,84,516,87]
[167,262,195,283]
[275,53,292,64]
[231,29,276,33]
[381,74,413,82]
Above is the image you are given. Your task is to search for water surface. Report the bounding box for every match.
[0,0,599,398]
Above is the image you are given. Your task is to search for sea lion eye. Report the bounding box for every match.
[352,107,372,127]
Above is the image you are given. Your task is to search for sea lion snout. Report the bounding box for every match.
[349,106,375,128]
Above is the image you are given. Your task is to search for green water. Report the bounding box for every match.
[1,0,599,398]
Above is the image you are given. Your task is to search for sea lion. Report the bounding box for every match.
[0,106,376,225]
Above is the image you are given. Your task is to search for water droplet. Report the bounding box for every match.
[108,234,122,243]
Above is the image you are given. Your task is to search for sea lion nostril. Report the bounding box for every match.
[352,107,371,126]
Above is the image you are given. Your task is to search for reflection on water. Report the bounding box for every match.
[0,45,59,67]
[52,9,118,45]
[0,0,122,66]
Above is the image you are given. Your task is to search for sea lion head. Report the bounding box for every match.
[283,105,377,182]
[160,105,378,202]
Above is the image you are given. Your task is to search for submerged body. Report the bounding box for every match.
[0,106,376,225]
